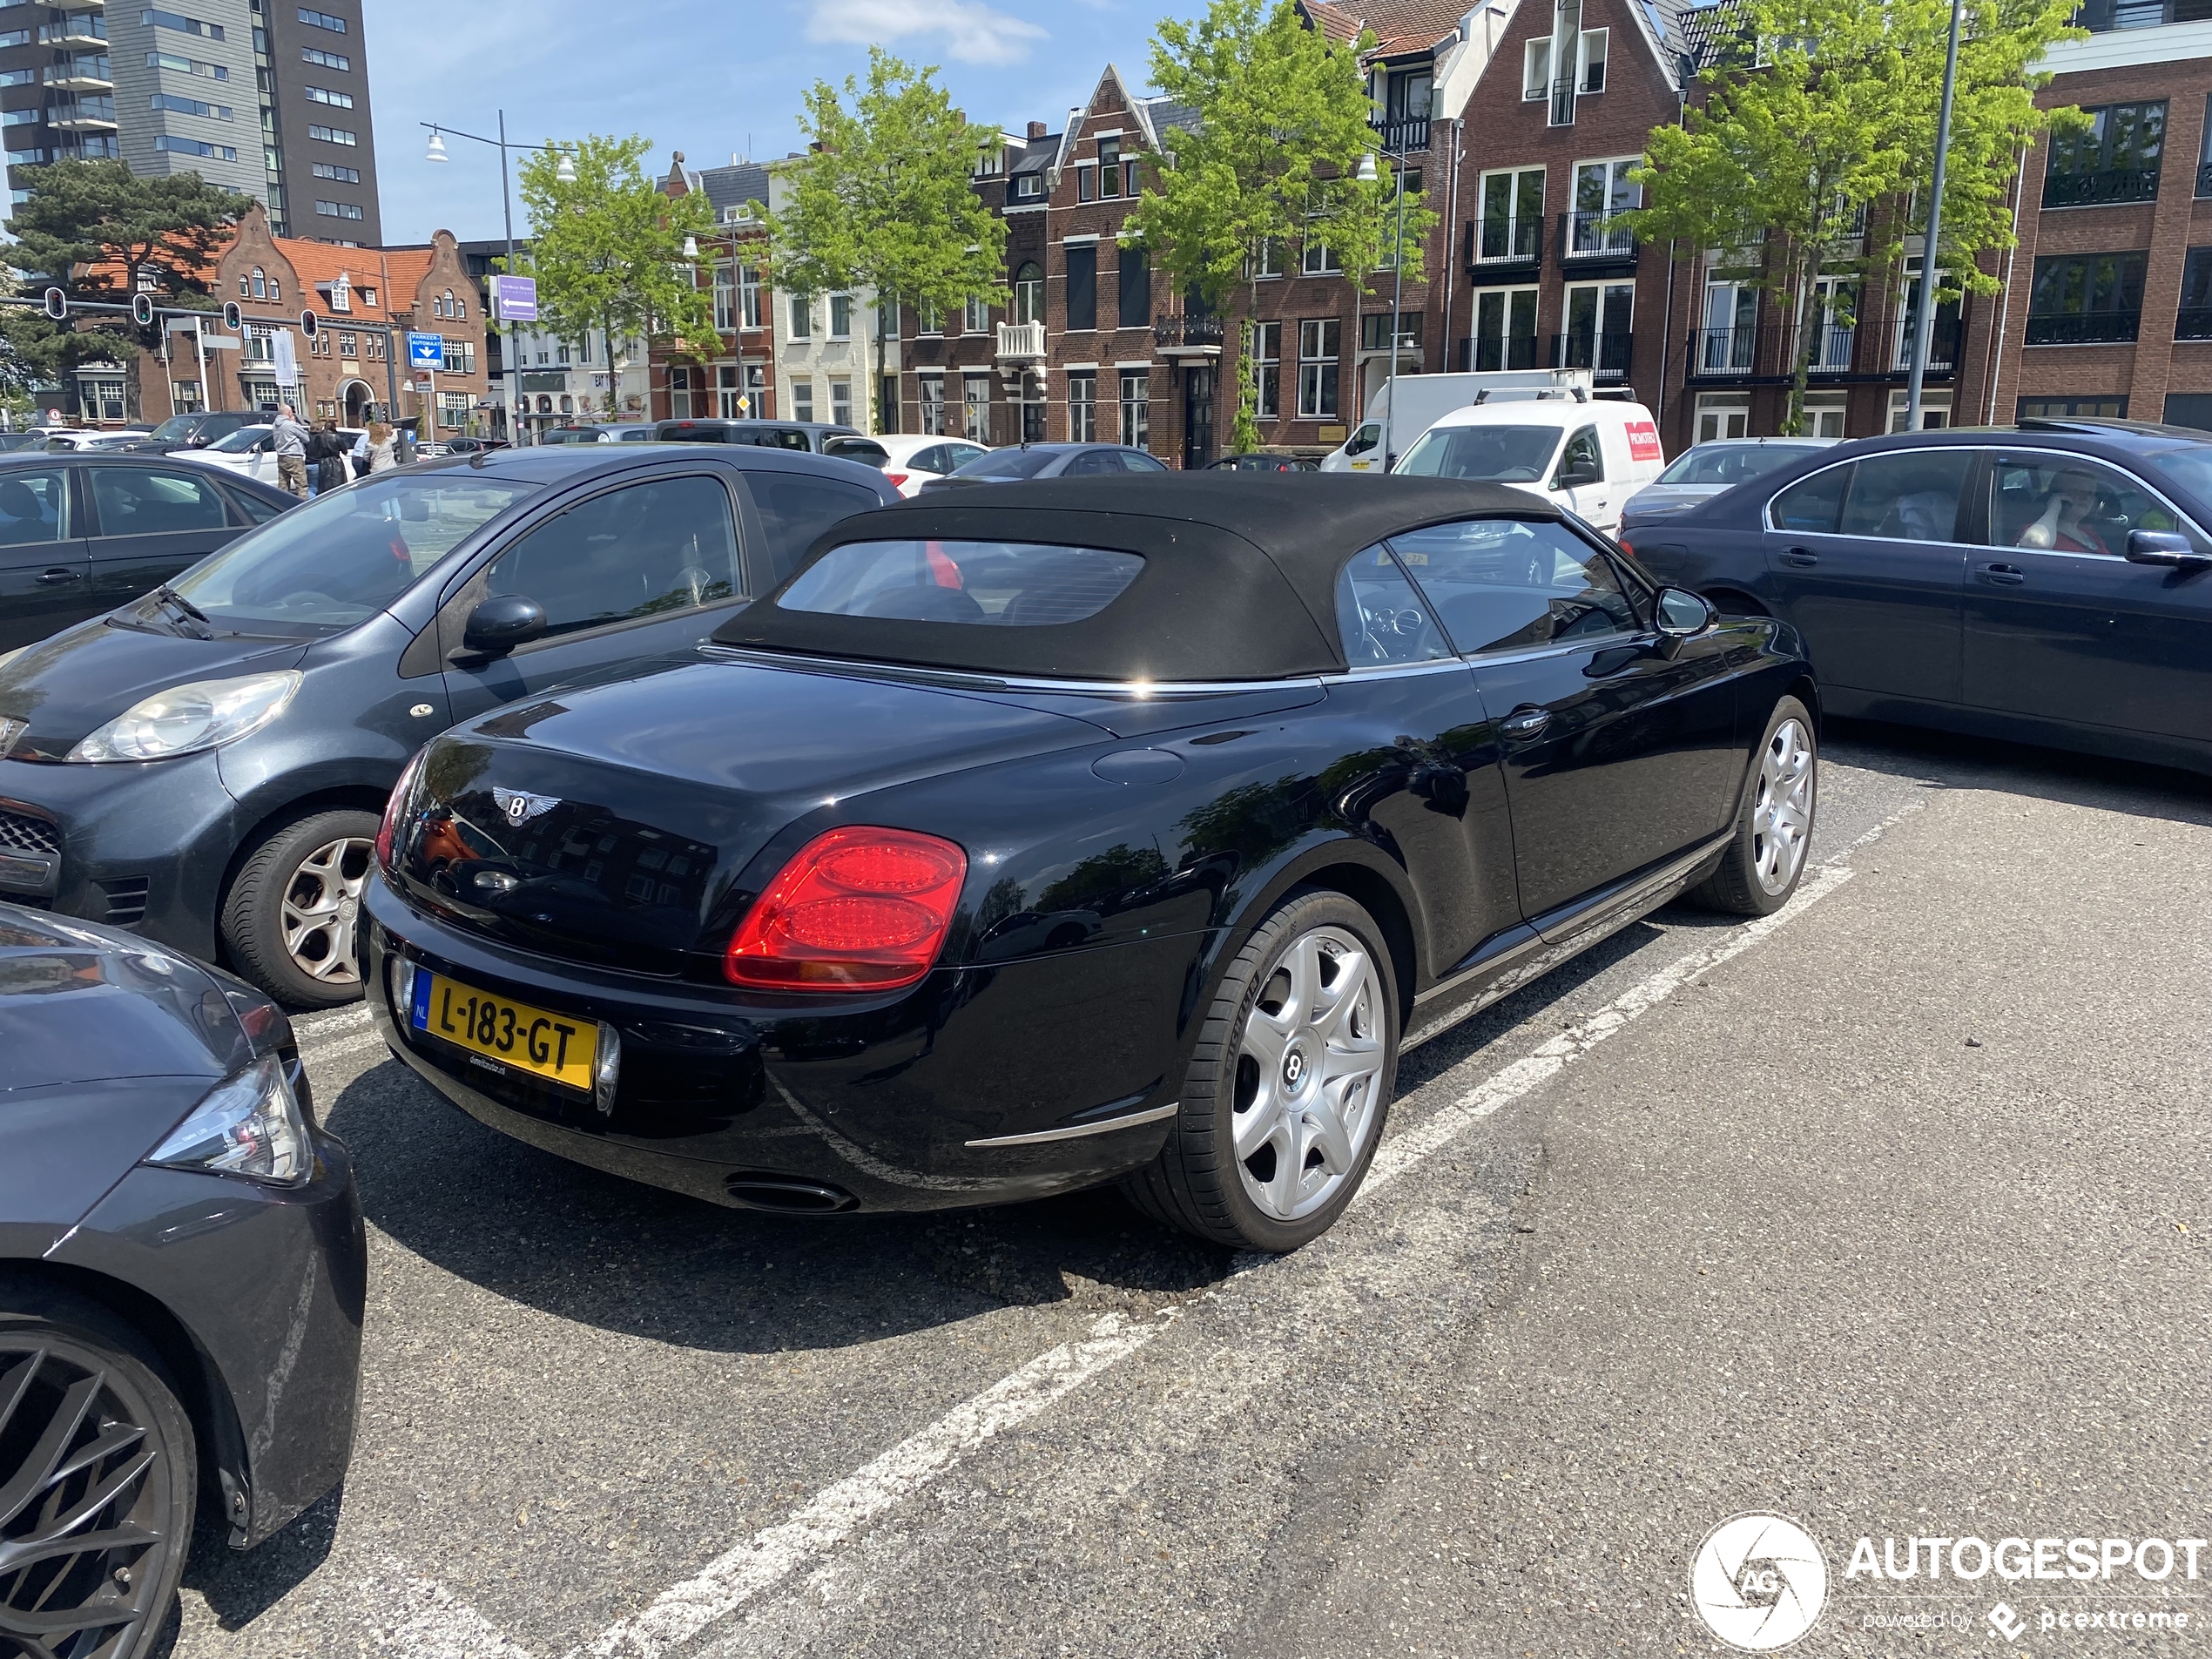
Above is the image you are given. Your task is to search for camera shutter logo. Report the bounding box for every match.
[1690,1513,1829,1651]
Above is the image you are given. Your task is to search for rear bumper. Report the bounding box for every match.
[0,750,243,956]
[46,1131,367,1548]
[363,874,1204,1215]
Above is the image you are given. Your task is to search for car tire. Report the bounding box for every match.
[1123,890,1399,1252]
[1689,695,1817,916]
[221,807,381,1008]
[0,1276,197,1659]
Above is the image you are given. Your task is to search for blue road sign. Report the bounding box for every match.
[407,332,445,368]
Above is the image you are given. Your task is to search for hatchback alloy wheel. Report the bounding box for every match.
[222,806,384,1007]
[1752,718,1815,895]
[281,835,374,986]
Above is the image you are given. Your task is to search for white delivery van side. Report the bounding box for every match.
[1389,394,1666,534]
[1321,369,1598,473]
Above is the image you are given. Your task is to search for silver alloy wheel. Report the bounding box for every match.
[1231,924,1387,1222]
[281,835,373,983]
[1751,718,1815,894]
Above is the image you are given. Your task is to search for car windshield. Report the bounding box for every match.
[171,471,539,632]
[1656,444,1824,487]
[2142,443,2212,508]
[1394,425,1561,483]
[145,415,202,442]
[778,540,1143,624]
[954,448,1056,479]
[207,427,271,455]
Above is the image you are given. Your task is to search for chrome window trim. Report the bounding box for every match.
[1318,655,1469,684]
[702,644,1327,699]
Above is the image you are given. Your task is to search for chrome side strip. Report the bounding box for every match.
[966,1101,1178,1147]
[702,645,1327,701]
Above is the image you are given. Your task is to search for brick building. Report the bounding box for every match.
[123,203,488,430]
[655,155,777,425]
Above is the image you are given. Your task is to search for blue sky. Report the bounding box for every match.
[363,0,1190,245]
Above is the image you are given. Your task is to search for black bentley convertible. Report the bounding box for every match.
[364,476,1818,1250]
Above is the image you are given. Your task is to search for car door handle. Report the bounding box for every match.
[1780,547,1819,568]
[1501,705,1553,739]
[35,568,81,584]
[1978,563,2027,586]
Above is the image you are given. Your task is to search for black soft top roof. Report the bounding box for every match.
[711,474,1561,682]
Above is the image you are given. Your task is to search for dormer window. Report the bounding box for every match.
[1015,173,1042,200]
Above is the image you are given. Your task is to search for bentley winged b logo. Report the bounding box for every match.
[492,786,561,826]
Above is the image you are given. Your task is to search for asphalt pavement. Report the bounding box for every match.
[162,720,2212,1659]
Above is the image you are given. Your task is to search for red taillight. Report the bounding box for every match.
[725,826,967,992]
[1615,536,1635,560]
[376,748,426,873]
[883,470,909,489]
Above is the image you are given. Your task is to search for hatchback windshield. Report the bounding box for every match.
[954,449,1057,480]
[171,472,539,631]
[1656,443,1826,487]
[1394,425,1561,483]
[206,426,272,455]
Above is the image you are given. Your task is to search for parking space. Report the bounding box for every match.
[165,725,2211,1658]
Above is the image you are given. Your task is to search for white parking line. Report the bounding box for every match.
[374,791,1930,1659]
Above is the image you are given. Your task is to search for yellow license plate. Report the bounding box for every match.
[408,971,595,1091]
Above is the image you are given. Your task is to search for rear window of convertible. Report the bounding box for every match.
[776,539,1144,625]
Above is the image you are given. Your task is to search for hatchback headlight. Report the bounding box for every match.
[67,671,300,763]
[146,1055,310,1186]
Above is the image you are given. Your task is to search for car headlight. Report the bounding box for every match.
[67,671,301,763]
[146,1055,310,1186]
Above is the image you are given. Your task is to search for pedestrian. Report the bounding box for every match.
[271,403,310,498]
[349,425,372,478]
[363,420,399,474]
[311,420,348,496]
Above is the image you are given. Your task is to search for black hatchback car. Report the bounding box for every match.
[366,475,1817,1251]
[2,900,364,1650]
[1629,418,2212,776]
[0,451,296,651]
[0,447,896,1005]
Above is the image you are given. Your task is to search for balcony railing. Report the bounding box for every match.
[1804,323,1857,373]
[1154,313,1224,350]
[1688,325,1762,377]
[1550,76,1575,127]
[37,15,104,43]
[1467,216,1541,268]
[1370,114,1431,153]
[1549,330,1633,380]
[2025,310,2141,345]
[49,98,117,131]
[2041,166,2161,208]
[995,320,1045,361]
[1561,210,1636,263]
[44,58,112,88]
[2177,307,2212,340]
[1462,334,1542,372]
[1892,315,1960,371]
[2074,0,2212,29]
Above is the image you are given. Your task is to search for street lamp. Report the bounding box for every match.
[420,113,580,444]
[1357,146,1413,470]
[1904,0,1966,432]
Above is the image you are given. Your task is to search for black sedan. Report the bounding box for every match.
[0,451,296,652]
[0,446,896,1007]
[1,900,365,1651]
[1627,419,2212,775]
[365,475,1818,1251]
[919,442,1169,491]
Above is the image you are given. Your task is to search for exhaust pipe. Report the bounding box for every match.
[724,1174,859,1215]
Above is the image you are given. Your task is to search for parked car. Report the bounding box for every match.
[1627,418,2212,776]
[537,426,621,444]
[651,417,866,453]
[0,445,899,1005]
[0,432,51,454]
[364,475,1817,1251]
[1617,437,1839,537]
[0,899,365,1648]
[44,431,146,453]
[188,424,368,488]
[1207,452,1318,472]
[122,409,262,455]
[1320,369,1597,474]
[441,435,509,456]
[857,435,990,497]
[0,452,298,651]
[921,442,1170,491]
[1390,395,1667,535]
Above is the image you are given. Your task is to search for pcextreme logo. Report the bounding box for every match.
[1691,1513,1831,1652]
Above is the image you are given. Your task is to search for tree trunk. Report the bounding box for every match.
[874,294,888,436]
[1784,246,1819,438]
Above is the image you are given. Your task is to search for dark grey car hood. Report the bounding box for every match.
[0,619,308,759]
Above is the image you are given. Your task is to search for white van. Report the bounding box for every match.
[1389,394,1666,534]
[1321,369,1595,474]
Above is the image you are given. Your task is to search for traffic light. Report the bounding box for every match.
[132,293,155,327]
[222,300,243,333]
[300,309,318,340]
[41,287,65,320]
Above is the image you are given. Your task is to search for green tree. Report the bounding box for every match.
[2,159,239,420]
[1625,0,2081,434]
[1123,0,1432,454]
[516,133,718,421]
[770,48,1008,434]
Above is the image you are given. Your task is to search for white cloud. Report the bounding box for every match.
[806,0,1049,65]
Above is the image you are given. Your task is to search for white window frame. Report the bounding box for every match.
[790,375,814,423]
[738,264,763,331]
[1118,369,1149,448]
[919,372,947,435]
[1694,392,1750,444]
[1886,389,1951,432]
[1067,369,1097,442]
[1801,390,1849,439]
[1523,37,1551,100]
[1254,320,1282,419]
[963,374,991,442]
[788,292,812,340]
[1297,318,1340,419]
[1578,28,1608,93]
[1476,166,1544,263]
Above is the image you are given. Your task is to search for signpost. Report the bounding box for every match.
[491,274,537,322]
[408,333,444,446]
